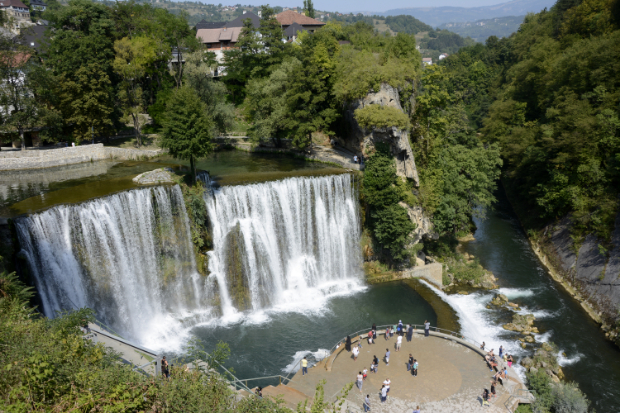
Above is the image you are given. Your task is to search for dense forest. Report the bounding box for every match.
[437,0,620,245]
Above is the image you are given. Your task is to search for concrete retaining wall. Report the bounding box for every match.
[400,263,443,288]
[0,144,162,171]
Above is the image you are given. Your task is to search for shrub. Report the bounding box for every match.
[354,104,411,131]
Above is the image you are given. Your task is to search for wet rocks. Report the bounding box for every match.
[490,294,508,306]
[503,313,536,333]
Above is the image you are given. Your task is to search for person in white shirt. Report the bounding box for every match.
[364,394,371,412]
[383,378,391,394]
[352,345,360,361]
[396,334,403,351]
[380,385,388,402]
[356,371,364,392]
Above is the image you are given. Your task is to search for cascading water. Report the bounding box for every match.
[16,173,364,349]
[203,173,364,319]
[16,185,215,347]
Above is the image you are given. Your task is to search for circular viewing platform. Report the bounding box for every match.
[278,328,530,412]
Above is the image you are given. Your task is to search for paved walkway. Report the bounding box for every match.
[285,333,513,412]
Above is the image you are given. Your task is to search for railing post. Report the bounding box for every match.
[279,376,281,386]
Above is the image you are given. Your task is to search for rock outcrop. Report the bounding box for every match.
[132,168,175,185]
[344,83,419,186]
[399,202,434,244]
[538,210,620,344]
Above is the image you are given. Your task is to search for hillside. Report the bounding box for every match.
[437,15,524,42]
[382,0,555,27]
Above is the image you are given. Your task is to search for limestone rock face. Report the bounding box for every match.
[399,201,435,244]
[344,83,419,185]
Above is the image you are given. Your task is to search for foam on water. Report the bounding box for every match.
[558,351,583,366]
[498,287,536,299]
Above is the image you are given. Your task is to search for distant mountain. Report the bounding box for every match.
[437,15,525,43]
[382,0,556,27]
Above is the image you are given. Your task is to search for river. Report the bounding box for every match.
[458,187,620,411]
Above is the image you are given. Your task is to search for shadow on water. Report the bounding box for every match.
[461,185,620,411]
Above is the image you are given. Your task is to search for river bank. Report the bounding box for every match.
[502,181,620,345]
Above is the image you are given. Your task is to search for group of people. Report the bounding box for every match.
[480,344,514,407]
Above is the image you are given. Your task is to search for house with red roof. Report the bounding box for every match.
[275,10,325,33]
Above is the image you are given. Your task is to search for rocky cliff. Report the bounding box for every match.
[342,83,419,186]
[537,212,620,343]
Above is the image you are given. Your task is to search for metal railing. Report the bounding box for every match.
[323,324,486,367]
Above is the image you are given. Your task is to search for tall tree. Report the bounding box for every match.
[303,0,316,18]
[160,86,214,183]
[113,36,157,147]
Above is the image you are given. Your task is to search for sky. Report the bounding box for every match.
[238,0,514,14]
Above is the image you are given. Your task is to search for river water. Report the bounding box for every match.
[458,187,620,411]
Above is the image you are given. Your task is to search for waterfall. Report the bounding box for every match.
[16,185,215,347]
[16,174,364,349]
[204,173,364,318]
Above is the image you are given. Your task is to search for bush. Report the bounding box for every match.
[551,382,589,413]
[372,204,416,261]
[354,104,411,131]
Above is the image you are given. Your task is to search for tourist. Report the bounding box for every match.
[499,345,504,358]
[161,356,169,378]
[380,385,387,403]
[302,357,308,375]
[408,354,414,371]
[372,323,377,340]
[390,325,395,338]
[255,386,263,397]
[346,336,352,352]
[507,354,513,367]
[383,378,391,394]
[396,334,403,351]
[385,349,390,366]
[385,326,391,340]
[480,341,486,351]
[397,320,403,333]
[353,345,360,361]
[364,394,371,412]
[357,371,364,392]
[503,352,508,363]
[424,320,430,337]
[490,383,496,399]
[407,324,413,342]
[372,355,379,372]
[353,155,358,163]
[368,331,374,345]
[482,388,490,406]
[412,406,421,413]
[412,359,418,377]
[503,367,508,380]
[363,367,368,380]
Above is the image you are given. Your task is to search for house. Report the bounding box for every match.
[439,53,448,60]
[17,24,48,52]
[422,57,433,66]
[283,22,305,42]
[275,10,325,33]
[0,0,30,23]
[196,11,262,64]
[29,0,46,11]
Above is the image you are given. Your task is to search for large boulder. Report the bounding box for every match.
[132,168,175,185]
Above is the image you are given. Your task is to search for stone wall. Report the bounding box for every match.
[400,263,443,289]
[0,144,162,171]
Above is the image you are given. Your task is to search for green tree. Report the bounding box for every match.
[160,86,214,183]
[303,0,316,18]
[56,64,114,142]
[113,36,158,147]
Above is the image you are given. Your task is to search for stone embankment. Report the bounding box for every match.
[0,144,162,171]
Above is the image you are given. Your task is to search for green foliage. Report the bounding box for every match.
[384,15,433,34]
[160,86,214,182]
[363,149,416,263]
[354,105,411,130]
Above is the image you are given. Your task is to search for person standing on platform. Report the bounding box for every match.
[407,324,413,342]
[302,357,308,375]
[364,394,371,412]
[412,359,418,377]
[385,349,390,366]
[408,354,414,371]
[424,320,430,337]
[357,371,364,392]
[346,336,352,352]
[396,334,403,351]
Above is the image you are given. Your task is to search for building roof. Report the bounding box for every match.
[196,26,242,44]
[0,0,28,8]
[227,11,261,28]
[29,0,46,6]
[17,25,47,51]
[283,22,305,37]
[196,20,226,30]
[275,10,325,27]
